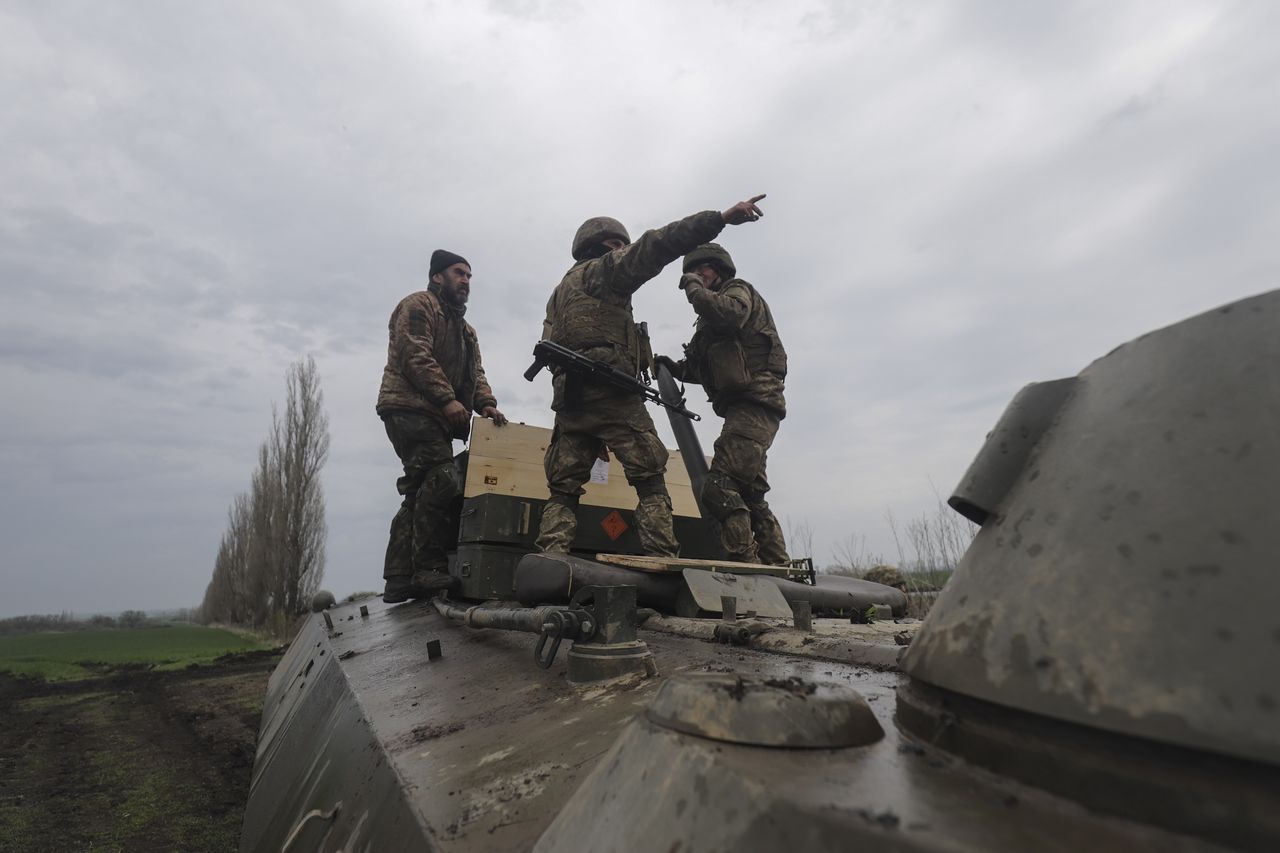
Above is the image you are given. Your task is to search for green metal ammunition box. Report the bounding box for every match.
[457,492,721,559]
[450,543,528,600]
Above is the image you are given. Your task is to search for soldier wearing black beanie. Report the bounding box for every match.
[375,246,505,603]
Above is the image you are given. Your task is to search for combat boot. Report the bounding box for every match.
[382,570,456,603]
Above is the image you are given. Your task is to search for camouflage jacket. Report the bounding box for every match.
[669,278,787,418]
[542,209,725,409]
[376,284,496,427]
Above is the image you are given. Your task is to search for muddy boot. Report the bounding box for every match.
[382,575,415,604]
[382,571,456,604]
[408,570,457,596]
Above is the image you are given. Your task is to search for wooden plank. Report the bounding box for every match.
[593,553,808,578]
[463,418,705,518]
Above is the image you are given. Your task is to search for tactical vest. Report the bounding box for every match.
[741,282,787,377]
[547,263,650,377]
[689,280,787,387]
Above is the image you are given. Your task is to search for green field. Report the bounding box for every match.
[0,624,275,681]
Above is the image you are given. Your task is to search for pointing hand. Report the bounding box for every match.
[722,194,766,225]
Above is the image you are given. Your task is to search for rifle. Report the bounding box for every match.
[524,339,701,421]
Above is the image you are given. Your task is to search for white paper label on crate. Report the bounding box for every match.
[589,457,610,484]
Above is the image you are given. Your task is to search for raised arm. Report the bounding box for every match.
[684,278,753,331]
[590,194,768,298]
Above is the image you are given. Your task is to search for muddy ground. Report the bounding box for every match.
[0,649,282,853]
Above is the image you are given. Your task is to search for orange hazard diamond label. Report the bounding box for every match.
[601,510,629,541]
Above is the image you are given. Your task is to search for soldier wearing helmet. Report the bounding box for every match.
[654,242,790,565]
[535,195,767,557]
[376,249,507,603]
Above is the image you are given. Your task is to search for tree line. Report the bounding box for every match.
[198,357,330,637]
[0,610,171,636]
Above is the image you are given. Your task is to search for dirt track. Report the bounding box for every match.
[0,649,282,853]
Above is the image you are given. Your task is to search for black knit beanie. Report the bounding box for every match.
[429,249,470,277]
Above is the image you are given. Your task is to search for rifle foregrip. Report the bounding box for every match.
[523,358,547,381]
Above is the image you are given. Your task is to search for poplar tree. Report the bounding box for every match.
[200,357,329,634]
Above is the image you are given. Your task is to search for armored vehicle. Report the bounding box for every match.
[242,290,1278,852]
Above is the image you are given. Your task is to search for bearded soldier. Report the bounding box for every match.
[654,243,790,565]
[536,195,767,557]
[376,249,507,603]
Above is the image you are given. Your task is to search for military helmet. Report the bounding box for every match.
[572,217,631,261]
[682,243,736,279]
[311,590,336,612]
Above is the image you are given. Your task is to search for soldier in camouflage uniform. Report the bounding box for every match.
[535,195,768,557]
[655,243,790,565]
[377,249,507,603]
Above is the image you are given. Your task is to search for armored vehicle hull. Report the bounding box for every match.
[243,594,1246,852]
[242,289,1280,851]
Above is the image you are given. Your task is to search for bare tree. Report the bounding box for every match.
[274,357,329,615]
[828,532,890,576]
[783,517,815,564]
[202,492,252,624]
[200,357,329,634]
[225,492,253,622]
[246,439,283,627]
[887,490,978,577]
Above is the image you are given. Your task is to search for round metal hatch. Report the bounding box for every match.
[645,673,884,748]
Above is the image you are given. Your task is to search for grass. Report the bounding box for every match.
[0,624,274,682]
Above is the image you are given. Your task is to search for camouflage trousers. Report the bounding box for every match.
[703,403,790,566]
[382,412,461,579]
[536,394,679,557]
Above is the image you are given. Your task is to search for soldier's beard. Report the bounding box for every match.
[444,285,469,307]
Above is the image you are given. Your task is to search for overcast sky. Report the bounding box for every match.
[3,0,1277,617]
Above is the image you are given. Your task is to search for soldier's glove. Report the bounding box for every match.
[652,354,678,378]
[678,272,703,291]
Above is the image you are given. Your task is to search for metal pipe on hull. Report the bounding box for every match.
[433,598,558,633]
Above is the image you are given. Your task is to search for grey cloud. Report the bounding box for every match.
[0,205,236,318]
[1098,85,1168,132]
[487,0,582,24]
[4,0,1278,617]
[0,322,198,380]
